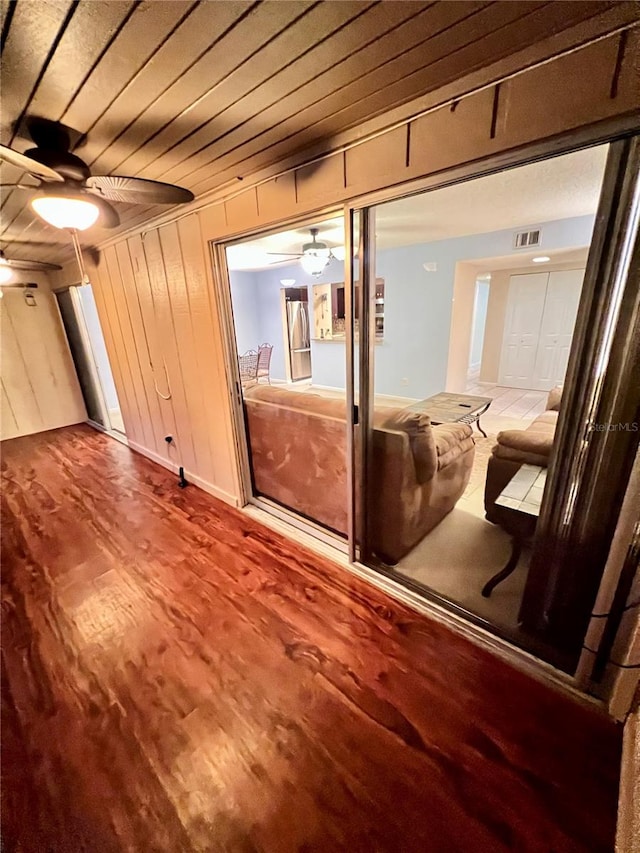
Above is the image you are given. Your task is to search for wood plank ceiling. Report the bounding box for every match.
[0,0,637,265]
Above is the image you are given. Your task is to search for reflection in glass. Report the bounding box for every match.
[359,145,610,671]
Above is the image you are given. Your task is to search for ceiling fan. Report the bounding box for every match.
[267,227,346,276]
[0,117,194,231]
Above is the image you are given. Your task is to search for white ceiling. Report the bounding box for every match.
[227,145,608,270]
[466,246,590,274]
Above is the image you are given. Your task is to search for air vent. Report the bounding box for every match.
[514,229,541,249]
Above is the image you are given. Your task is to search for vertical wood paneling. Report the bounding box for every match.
[257,173,297,222]
[0,299,44,435]
[112,241,163,454]
[408,87,496,175]
[116,252,162,450]
[176,214,239,496]
[496,38,621,148]
[224,188,259,231]
[345,126,408,190]
[139,229,198,473]
[295,153,345,206]
[89,256,139,444]
[83,220,239,500]
[9,285,75,428]
[156,221,215,482]
[126,234,180,454]
[0,281,86,441]
[1,378,19,439]
[198,204,228,239]
[102,246,152,446]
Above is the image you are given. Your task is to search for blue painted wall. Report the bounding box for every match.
[228,214,595,396]
[229,271,261,356]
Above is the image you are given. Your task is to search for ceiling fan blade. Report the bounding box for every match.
[0,182,37,191]
[85,175,194,204]
[266,252,304,257]
[90,194,120,228]
[0,144,63,182]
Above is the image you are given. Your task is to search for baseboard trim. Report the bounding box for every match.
[127,440,239,508]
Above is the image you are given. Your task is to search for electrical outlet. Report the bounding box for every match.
[401,378,409,386]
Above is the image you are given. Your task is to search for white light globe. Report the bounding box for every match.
[31,195,100,230]
[301,252,329,276]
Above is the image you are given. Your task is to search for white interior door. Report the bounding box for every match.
[499,273,548,389]
[532,269,584,391]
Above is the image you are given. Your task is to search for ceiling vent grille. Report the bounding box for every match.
[514,229,541,249]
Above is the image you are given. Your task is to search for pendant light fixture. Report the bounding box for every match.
[31,188,100,231]
[300,228,331,276]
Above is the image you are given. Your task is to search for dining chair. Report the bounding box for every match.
[257,343,273,384]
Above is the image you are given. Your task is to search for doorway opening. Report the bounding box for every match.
[56,284,125,437]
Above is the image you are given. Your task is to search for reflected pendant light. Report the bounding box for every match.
[301,228,330,276]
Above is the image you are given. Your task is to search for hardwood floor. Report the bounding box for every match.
[1,425,621,853]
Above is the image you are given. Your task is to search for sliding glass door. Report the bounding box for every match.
[223,215,351,543]
[217,134,639,685]
[348,138,640,674]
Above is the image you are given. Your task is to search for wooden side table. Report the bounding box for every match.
[482,464,546,597]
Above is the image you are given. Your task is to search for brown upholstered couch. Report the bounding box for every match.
[484,386,562,524]
[243,385,475,564]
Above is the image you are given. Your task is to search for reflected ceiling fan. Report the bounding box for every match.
[0,117,194,231]
[267,227,346,276]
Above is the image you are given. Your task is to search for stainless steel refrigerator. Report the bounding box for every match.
[285,289,311,381]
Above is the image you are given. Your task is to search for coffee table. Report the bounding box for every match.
[481,464,546,597]
[407,392,492,437]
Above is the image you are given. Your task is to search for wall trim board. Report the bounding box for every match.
[71,24,640,257]
[127,440,240,508]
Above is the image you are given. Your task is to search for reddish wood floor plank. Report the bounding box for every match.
[1,425,621,852]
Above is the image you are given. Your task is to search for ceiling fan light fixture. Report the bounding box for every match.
[300,227,331,276]
[0,264,12,284]
[31,192,100,230]
[301,252,330,276]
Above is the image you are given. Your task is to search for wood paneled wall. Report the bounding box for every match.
[0,276,86,440]
[55,30,640,505]
[83,215,239,503]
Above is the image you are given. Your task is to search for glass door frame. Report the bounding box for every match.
[55,283,126,441]
[343,127,640,690]
[211,212,352,554]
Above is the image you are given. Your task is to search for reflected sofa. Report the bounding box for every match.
[484,386,562,525]
[243,385,475,564]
